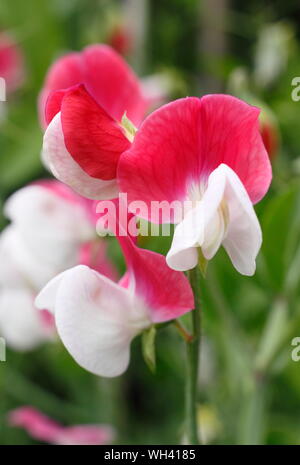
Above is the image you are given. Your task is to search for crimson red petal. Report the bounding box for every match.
[118,235,194,323]
[82,44,147,125]
[45,89,68,125]
[38,53,83,127]
[118,95,272,223]
[61,85,131,180]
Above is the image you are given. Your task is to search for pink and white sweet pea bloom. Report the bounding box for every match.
[35,230,194,377]
[0,181,117,350]
[40,44,150,200]
[118,95,272,276]
[8,406,114,445]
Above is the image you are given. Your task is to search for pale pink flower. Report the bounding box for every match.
[0,181,117,350]
[8,406,114,445]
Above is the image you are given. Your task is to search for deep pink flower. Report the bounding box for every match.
[8,407,114,445]
[117,95,272,275]
[0,32,24,93]
[41,44,149,200]
[36,212,194,377]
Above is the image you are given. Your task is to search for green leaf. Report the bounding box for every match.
[142,325,156,373]
[261,182,300,292]
[254,298,289,373]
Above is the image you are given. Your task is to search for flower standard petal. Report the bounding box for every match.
[199,94,272,204]
[118,97,202,221]
[39,44,148,128]
[82,44,147,125]
[118,95,272,223]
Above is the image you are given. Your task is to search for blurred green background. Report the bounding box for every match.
[1,0,300,445]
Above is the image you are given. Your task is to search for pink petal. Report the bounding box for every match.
[96,200,194,322]
[45,88,68,125]
[55,425,114,446]
[198,94,272,204]
[39,44,148,128]
[8,407,62,443]
[61,84,131,179]
[38,53,83,127]
[118,95,272,223]
[118,235,194,323]
[8,407,114,445]
[82,44,147,125]
[79,240,119,282]
[95,196,138,240]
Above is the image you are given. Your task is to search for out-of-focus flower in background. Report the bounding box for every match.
[0,180,117,350]
[107,24,132,56]
[254,22,295,89]
[259,106,280,162]
[227,67,280,162]
[8,406,115,445]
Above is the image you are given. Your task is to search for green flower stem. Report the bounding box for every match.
[185,266,202,445]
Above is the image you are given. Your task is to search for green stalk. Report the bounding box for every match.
[185,266,202,445]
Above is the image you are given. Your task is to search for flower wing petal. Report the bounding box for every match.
[43,113,119,200]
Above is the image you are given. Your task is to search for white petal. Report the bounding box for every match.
[4,185,93,277]
[0,288,49,350]
[166,203,204,271]
[199,171,227,260]
[0,226,60,290]
[35,272,65,314]
[43,113,119,200]
[0,227,26,288]
[219,164,262,276]
[36,266,150,377]
[166,163,262,275]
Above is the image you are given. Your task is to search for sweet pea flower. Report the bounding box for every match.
[41,44,150,200]
[35,222,194,377]
[0,181,117,350]
[118,95,272,276]
[8,406,114,445]
[0,32,24,94]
